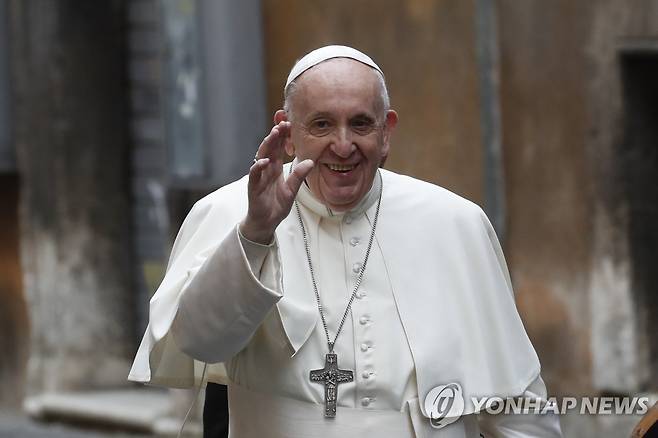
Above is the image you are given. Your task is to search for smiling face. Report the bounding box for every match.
[275,58,398,212]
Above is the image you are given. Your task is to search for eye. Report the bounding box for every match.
[351,117,376,134]
[307,119,333,136]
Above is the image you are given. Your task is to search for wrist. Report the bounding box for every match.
[239,217,275,245]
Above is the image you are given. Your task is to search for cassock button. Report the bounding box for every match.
[345,216,353,224]
[361,397,371,407]
[362,371,372,379]
[350,237,360,246]
[352,262,362,273]
[359,316,369,325]
[356,291,366,299]
[360,343,369,352]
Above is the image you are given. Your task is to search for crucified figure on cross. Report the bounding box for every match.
[309,353,354,418]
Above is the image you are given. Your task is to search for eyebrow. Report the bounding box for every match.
[304,111,331,119]
[304,111,377,122]
[351,113,376,121]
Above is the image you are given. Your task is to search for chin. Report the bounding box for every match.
[324,190,363,210]
[317,178,369,209]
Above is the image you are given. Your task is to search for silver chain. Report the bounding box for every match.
[294,176,382,353]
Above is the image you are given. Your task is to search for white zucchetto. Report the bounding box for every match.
[285,45,384,88]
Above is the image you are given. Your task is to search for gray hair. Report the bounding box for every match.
[283,64,390,121]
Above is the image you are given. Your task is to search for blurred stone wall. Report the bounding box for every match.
[0,174,28,409]
[8,0,134,394]
[498,0,658,396]
[262,0,658,398]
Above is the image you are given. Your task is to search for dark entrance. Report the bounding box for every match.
[619,52,658,391]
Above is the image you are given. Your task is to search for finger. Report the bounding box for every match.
[266,121,291,160]
[275,120,291,139]
[257,121,291,161]
[254,127,278,161]
[285,159,314,195]
[248,158,270,191]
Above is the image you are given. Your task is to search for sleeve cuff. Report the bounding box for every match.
[237,225,277,277]
[237,224,276,248]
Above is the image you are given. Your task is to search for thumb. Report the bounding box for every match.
[286,159,314,195]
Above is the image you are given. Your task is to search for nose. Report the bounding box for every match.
[330,126,355,158]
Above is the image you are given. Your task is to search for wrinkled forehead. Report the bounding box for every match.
[287,59,384,121]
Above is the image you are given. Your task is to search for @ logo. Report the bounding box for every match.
[424,383,465,429]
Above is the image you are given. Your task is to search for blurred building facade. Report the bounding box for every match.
[0,0,655,430]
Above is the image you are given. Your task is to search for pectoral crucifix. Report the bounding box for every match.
[309,353,354,418]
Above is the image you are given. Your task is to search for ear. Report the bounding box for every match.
[274,110,295,156]
[380,109,398,165]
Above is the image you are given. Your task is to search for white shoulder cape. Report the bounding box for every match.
[128,167,540,417]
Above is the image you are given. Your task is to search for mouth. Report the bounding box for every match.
[324,162,359,173]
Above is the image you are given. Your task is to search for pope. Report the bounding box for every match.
[129,45,563,437]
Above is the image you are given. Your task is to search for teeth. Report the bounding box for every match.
[326,163,356,171]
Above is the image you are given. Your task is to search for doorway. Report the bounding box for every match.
[619,52,658,390]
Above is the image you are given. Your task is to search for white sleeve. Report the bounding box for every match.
[237,225,280,291]
[477,376,563,438]
[170,224,283,364]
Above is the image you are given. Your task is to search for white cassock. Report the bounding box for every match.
[129,163,563,438]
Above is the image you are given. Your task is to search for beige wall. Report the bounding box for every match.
[262,0,484,203]
[497,1,595,395]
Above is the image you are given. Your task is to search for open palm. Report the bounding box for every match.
[241,121,314,244]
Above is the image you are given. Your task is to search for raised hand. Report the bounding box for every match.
[239,121,314,244]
